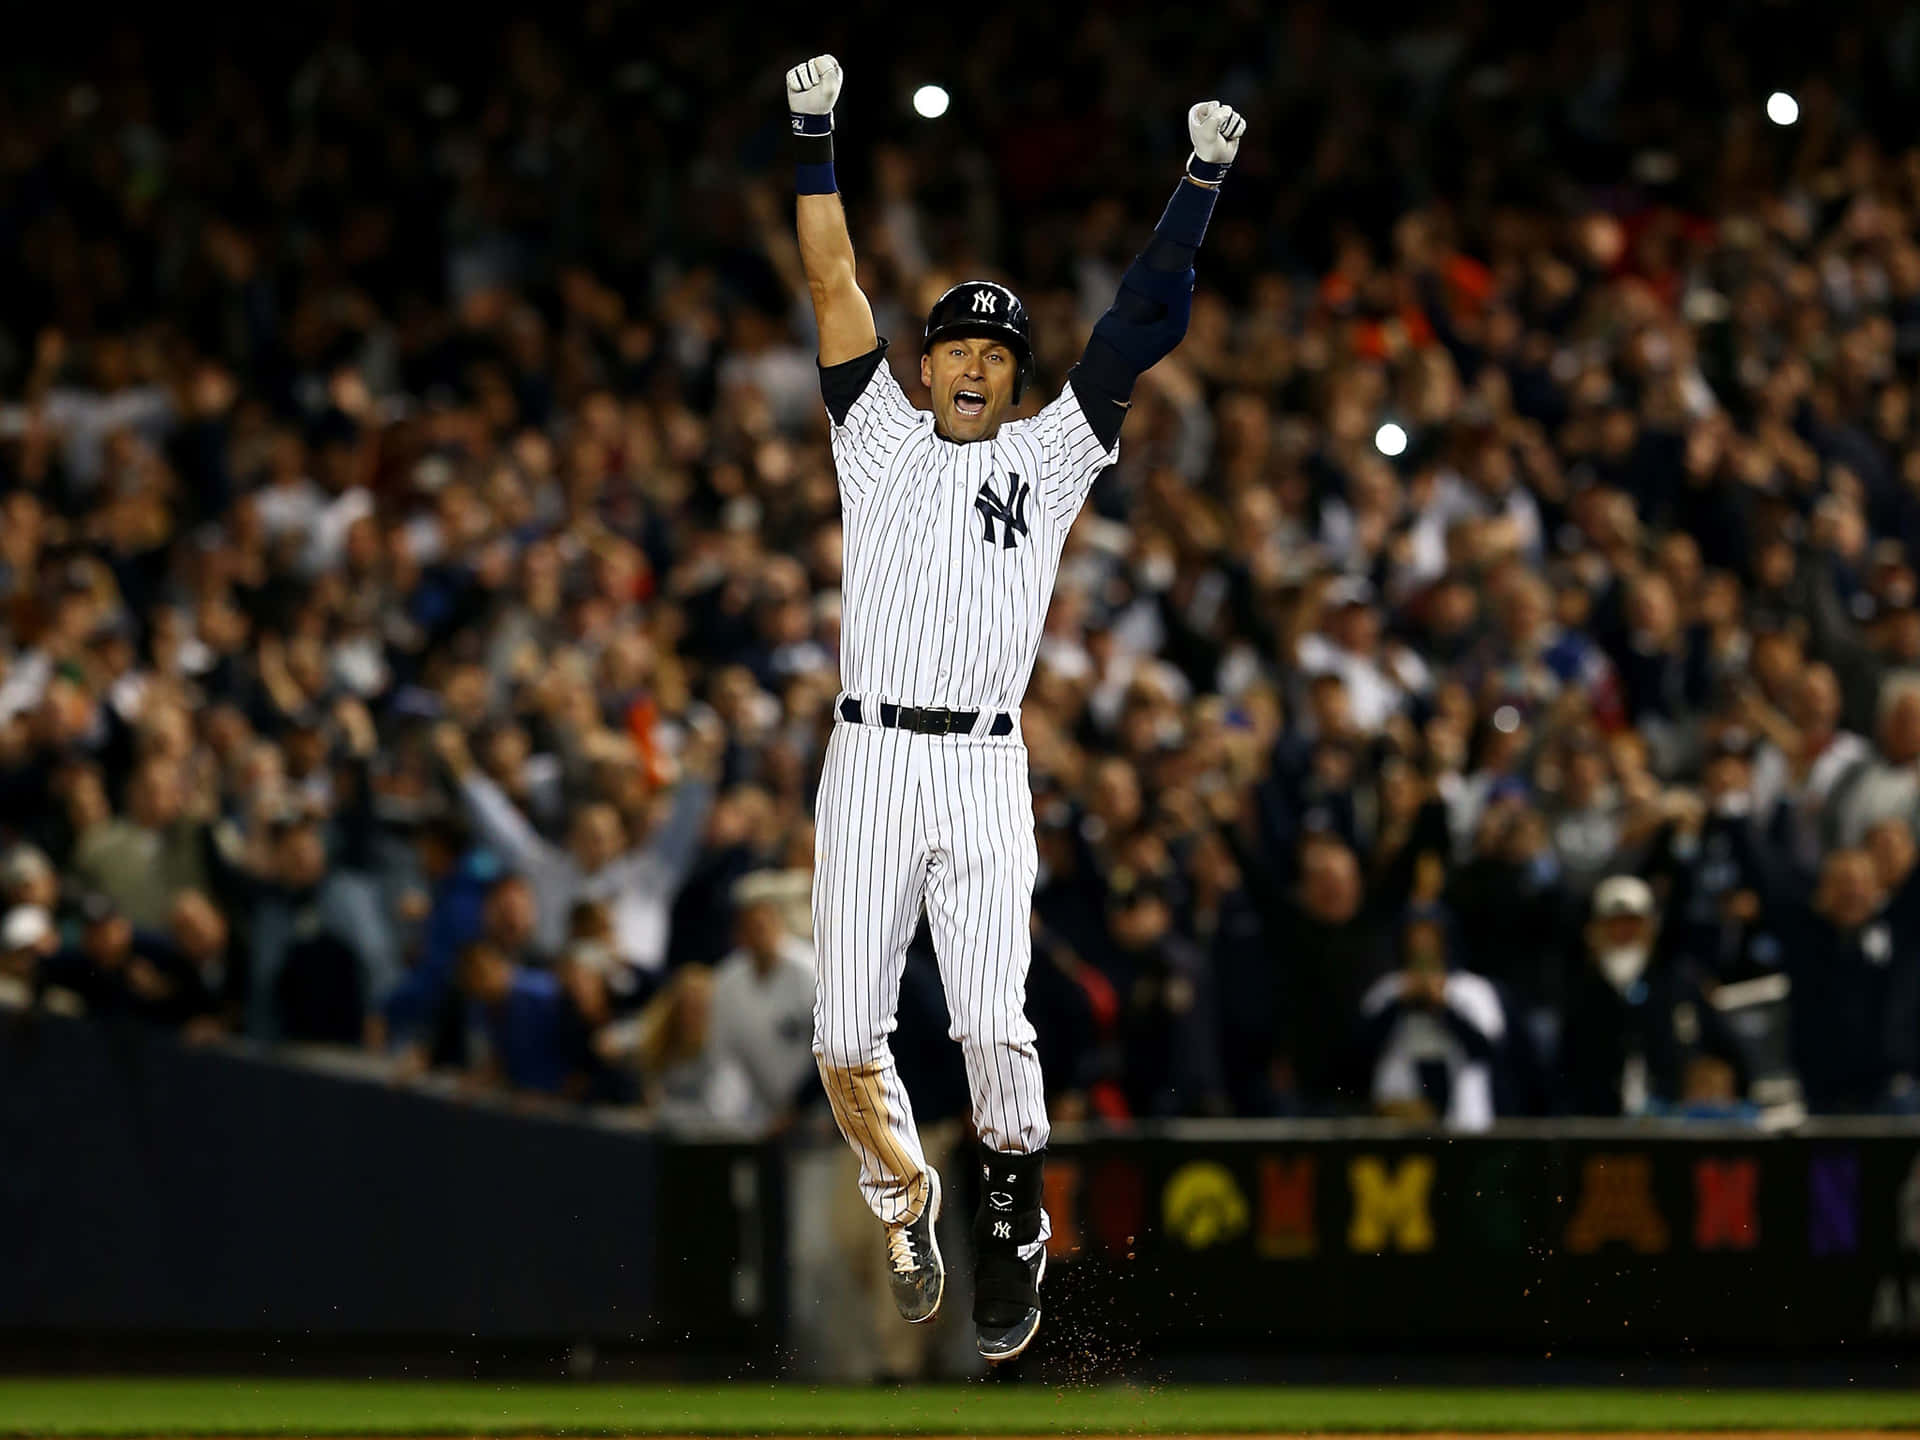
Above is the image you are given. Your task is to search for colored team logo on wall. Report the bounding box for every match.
[1257,1156,1318,1258]
[1693,1158,1760,1251]
[1163,1162,1250,1250]
[1565,1154,1669,1254]
[1042,1160,1081,1259]
[1089,1158,1147,1257]
[1807,1150,1859,1257]
[1463,1150,1530,1254]
[1346,1156,1435,1253]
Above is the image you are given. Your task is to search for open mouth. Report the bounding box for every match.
[954,390,987,418]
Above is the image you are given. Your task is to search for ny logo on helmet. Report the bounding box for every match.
[972,290,998,315]
[975,472,1030,550]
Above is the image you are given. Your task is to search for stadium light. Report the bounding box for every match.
[913,85,950,120]
[1767,91,1799,127]
[1374,421,1408,458]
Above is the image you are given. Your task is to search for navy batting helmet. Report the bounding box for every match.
[922,280,1033,402]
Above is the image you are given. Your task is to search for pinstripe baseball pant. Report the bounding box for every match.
[811,716,1049,1226]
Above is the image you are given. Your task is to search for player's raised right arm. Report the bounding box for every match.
[786,55,878,366]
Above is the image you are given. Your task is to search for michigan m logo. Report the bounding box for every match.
[1347,1155,1436,1253]
[975,472,1030,550]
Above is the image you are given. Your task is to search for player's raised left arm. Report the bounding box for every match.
[1066,102,1247,450]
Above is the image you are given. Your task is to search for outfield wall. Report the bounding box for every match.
[1034,1122,1920,1361]
[7,1014,1920,1375]
[0,1015,780,1370]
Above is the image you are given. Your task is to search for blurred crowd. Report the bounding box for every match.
[6,1,1920,1131]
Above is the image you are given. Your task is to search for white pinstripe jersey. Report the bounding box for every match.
[828,350,1116,719]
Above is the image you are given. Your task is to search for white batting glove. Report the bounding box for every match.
[1187,101,1247,184]
[786,55,843,134]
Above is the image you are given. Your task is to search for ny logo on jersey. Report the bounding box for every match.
[975,472,1030,550]
[972,290,998,314]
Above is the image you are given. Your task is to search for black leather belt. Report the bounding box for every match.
[839,697,1014,737]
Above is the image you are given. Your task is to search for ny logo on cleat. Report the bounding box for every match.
[972,291,998,314]
[975,473,1030,550]
[992,1220,1012,1240]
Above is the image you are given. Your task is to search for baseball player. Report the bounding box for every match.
[785,52,1245,1361]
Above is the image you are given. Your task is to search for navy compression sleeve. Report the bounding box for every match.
[1067,177,1223,450]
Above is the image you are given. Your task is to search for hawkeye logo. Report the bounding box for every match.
[1163,1161,1249,1250]
[975,472,1030,550]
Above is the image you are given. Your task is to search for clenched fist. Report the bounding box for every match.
[786,55,843,130]
[1187,101,1247,183]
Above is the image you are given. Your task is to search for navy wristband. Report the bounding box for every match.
[792,126,836,194]
[1186,155,1231,185]
[791,111,833,138]
[796,161,838,195]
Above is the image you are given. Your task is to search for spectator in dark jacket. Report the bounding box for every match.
[1190,828,1280,1114]
[1033,788,1116,983]
[1783,848,1920,1114]
[1256,833,1396,1111]
[35,892,221,1030]
[458,939,593,1096]
[383,818,500,1053]
[245,819,399,1044]
[1866,817,1920,946]
[1024,922,1104,1116]
[664,783,771,973]
[152,890,235,1032]
[1653,730,1789,982]
[1108,865,1226,1118]
[1603,572,1714,774]
[1449,795,1571,1016]
[1560,875,1746,1116]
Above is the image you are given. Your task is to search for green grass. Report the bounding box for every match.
[1,1380,1918,1435]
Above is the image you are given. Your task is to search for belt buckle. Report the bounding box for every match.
[933,710,953,735]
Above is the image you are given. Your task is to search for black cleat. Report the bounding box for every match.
[974,1245,1045,1362]
[886,1168,945,1324]
[972,1146,1047,1362]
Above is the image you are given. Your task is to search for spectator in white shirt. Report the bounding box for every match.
[707,870,819,1133]
[1295,577,1432,735]
[1357,913,1506,1131]
[432,722,716,973]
